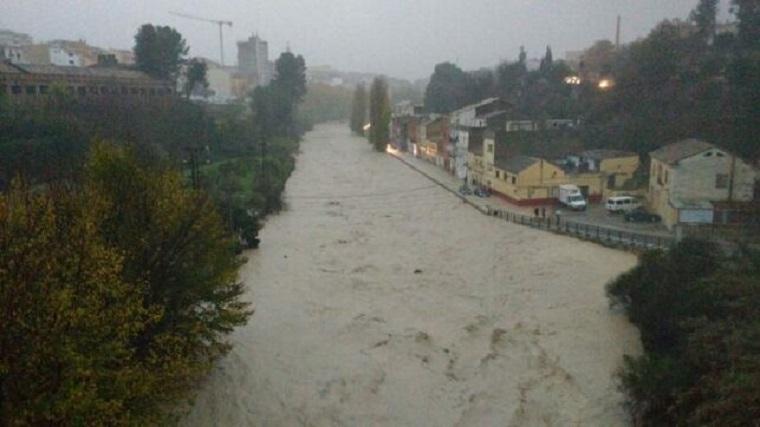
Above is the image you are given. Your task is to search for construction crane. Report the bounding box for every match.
[169,11,232,65]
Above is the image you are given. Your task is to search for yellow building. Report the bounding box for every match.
[490,154,566,205]
[474,132,640,205]
[649,139,757,230]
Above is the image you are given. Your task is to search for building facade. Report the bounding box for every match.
[0,29,33,64]
[649,139,757,229]
[237,34,271,86]
[0,60,175,105]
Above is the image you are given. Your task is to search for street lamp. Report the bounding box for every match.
[598,79,614,90]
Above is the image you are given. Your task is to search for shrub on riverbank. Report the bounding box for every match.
[607,239,760,425]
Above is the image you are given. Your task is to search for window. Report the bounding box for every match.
[495,170,500,179]
[716,173,729,189]
[487,144,493,153]
[25,85,36,95]
[11,85,22,94]
[511,176,516,185]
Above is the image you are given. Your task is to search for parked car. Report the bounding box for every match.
[624,208,662,223]
[473,187,491,197]
[605,196,641,214]
[458,185,472,195]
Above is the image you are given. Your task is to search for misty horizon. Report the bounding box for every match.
[4,0,733,81]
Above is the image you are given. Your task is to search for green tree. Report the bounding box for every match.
[540,45,553,73]
[496,60,527,104]
[368,77,390,151]
[604,240,760,425]
[468,68,497,104]
[732,0,760,51]
[272,51,307,106]
[0,179,150,424]
[134,24,188,82]
[349,82,367,135]
[424,62,472,113]
[250,84,292,139]
[691,0,719,46]
[84,142,252,410]
[183,58,209,98]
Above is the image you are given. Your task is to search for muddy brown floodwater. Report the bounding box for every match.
[183,122,641,427]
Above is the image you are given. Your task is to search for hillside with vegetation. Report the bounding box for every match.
[422,0,760,162]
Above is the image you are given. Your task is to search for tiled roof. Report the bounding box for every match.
[495,154,538,173]
[649,139,715,164]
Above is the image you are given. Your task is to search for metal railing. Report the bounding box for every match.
[485,206,676,251]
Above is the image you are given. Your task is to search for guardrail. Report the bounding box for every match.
[485,206,676,251]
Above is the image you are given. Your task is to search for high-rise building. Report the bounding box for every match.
[237,34,271,85]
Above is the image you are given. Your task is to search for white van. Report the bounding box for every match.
[605,196,640,214]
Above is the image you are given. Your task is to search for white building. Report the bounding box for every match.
[0,29,33,64]
[448,98,507,179]
[48,45,83,66]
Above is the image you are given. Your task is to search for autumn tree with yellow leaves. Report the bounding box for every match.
[0,141,252,424]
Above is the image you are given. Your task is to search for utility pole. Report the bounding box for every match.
[169,11,233,65]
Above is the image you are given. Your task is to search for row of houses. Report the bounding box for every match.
[391,98,759,231]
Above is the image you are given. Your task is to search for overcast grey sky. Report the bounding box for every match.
[4,0,732,81]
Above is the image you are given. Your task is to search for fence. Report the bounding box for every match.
[485,206,676,251]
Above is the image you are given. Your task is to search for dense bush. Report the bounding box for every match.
[607,239,760,425]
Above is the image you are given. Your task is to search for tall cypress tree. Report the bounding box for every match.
[368,77,390,152]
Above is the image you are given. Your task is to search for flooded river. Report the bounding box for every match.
[184,122,641,426]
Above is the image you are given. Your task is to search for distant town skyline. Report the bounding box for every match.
[3,0,733,81]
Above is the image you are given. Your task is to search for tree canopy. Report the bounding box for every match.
[424,62,472,114]
[134,24,188,81]
[183,58,209,98]
[368,77,390,151]
[607,240,760,426]
[0,141,252,423]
